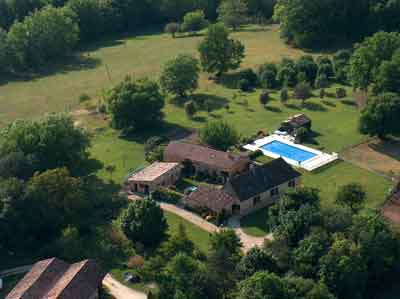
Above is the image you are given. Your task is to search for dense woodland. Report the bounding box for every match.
[1,1,400,299]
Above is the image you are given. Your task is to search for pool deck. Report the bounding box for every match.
[244,135,338,171]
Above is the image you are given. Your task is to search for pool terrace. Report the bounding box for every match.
[244,135,338,171]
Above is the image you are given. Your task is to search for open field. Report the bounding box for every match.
[0,25,305,127]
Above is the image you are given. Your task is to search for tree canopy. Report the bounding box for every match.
[199,120,240,151]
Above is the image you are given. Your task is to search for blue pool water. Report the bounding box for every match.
[260,140,317,162]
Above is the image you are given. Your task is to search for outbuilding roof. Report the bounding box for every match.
[6,258,106,299]
[128,162,180,182]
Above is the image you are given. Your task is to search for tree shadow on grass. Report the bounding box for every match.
[369,139,400,162]
[303,101,327,112]
[0,55,101,86]
[217,72,242,89]
[305,130,323,146]
[191,93,229,111]
[265,106,282,113]
[192,116,207,122]
[341,99,357,107]
[284,103,301,110]
[119,121,193,144]
[322,100,336,107]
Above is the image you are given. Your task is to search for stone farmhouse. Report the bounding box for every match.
[184,158,302,216]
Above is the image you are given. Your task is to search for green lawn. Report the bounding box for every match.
[0,25,305,127]
[241,207,270,237]
[164,211,211,253]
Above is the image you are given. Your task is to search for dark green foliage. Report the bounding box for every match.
[336,183,366,214]
[198,23,245,76]
[333,50,351,83]
[335,87,347,99]
[248,149,263,160]
[119,199,168,246]
[259,90,270,106]
[237,247,279,278]
[181,10,208,33]
[217,0,249,30]
[199,120,239,151]
[275,0,400,49]
[349,31,400,90]
[0,114,90,176]
[236,271,286,299]
[296,55,318,84]
[151,188,182,204]
[317,56,335,79]
[165,22,180,38]
[277,58,297,87]
[292,228,330,278]
[280,87,289,103]
[107,76,165,131]
[7,5,79,70]
[315,74,329,89]
[238,68,258,90]
[295,127,309,143]
[359,92,400,139]
[144,136,168,163]
[0,151,36,180]
[0,27,10,75]
[258,62,278,89]
[293,82,311,103]
[67,0,120,42]
[184,100,197,118]
[375,50,400,94]
[318,236,368,299]
[160,54,200,97]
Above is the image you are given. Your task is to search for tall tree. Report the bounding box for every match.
[199,120,239,151]
[198,23,245,77]
[107,76,165,131]
[217,0,248,30]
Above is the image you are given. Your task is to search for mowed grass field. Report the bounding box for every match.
[0,25,304,127]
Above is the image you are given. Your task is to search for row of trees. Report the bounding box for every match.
[116,186,400,299]
[274,0,400,48]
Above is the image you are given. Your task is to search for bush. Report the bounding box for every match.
[184,101,196,118]
[165,22,180,38]
[238,78,251,91]
[107,76,165,131]
[320,89,326,98]
[294,82,311,102]
[199,120,240,151]
[181,10,208,33]
[258,63,278,89]
[280,88,289,103]
[336,87,347,99]
[315,74,329,89]
[259,90,270,106]
[238,68,258,89]
[78,93,91,102]
[151,188,182,204]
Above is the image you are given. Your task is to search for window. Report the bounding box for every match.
[253,196,261,206]
[270,187,279,197]
[288,180,296,188]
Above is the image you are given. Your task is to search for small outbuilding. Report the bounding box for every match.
[280,114,312,135]
[127,162,182,194]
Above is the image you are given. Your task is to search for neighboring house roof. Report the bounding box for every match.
[128,162,180,183]
[164,142,249,172]
[224,158,302,201]
[282,114,311,128]
[184,185,237,213]
[6,258,106,299]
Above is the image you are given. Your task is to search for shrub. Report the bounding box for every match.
[238,78,251,91]
[320,89,326,98]
[151,188,182,204]
[184,101,196,118]
[280,88,289,103]
[181,10,208,33]
[78,93,90,102]
[294,82,311,102]
[239,68,258,89]
[258,63,278,89]
[199,120,239,151]
[315,74,329,89]
[336,87,347,99]
[165,22,180,38]
[259,90,270,106]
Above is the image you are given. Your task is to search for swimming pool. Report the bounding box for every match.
[260,140,317,162]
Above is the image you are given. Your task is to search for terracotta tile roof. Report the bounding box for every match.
[224,158,302,201]
[5,258,106,299]
[164,142,249,172]
[184,185,238,213]
[128,162,180,182]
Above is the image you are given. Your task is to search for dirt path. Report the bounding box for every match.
[159,203,271,252]
[103,274,147,299]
